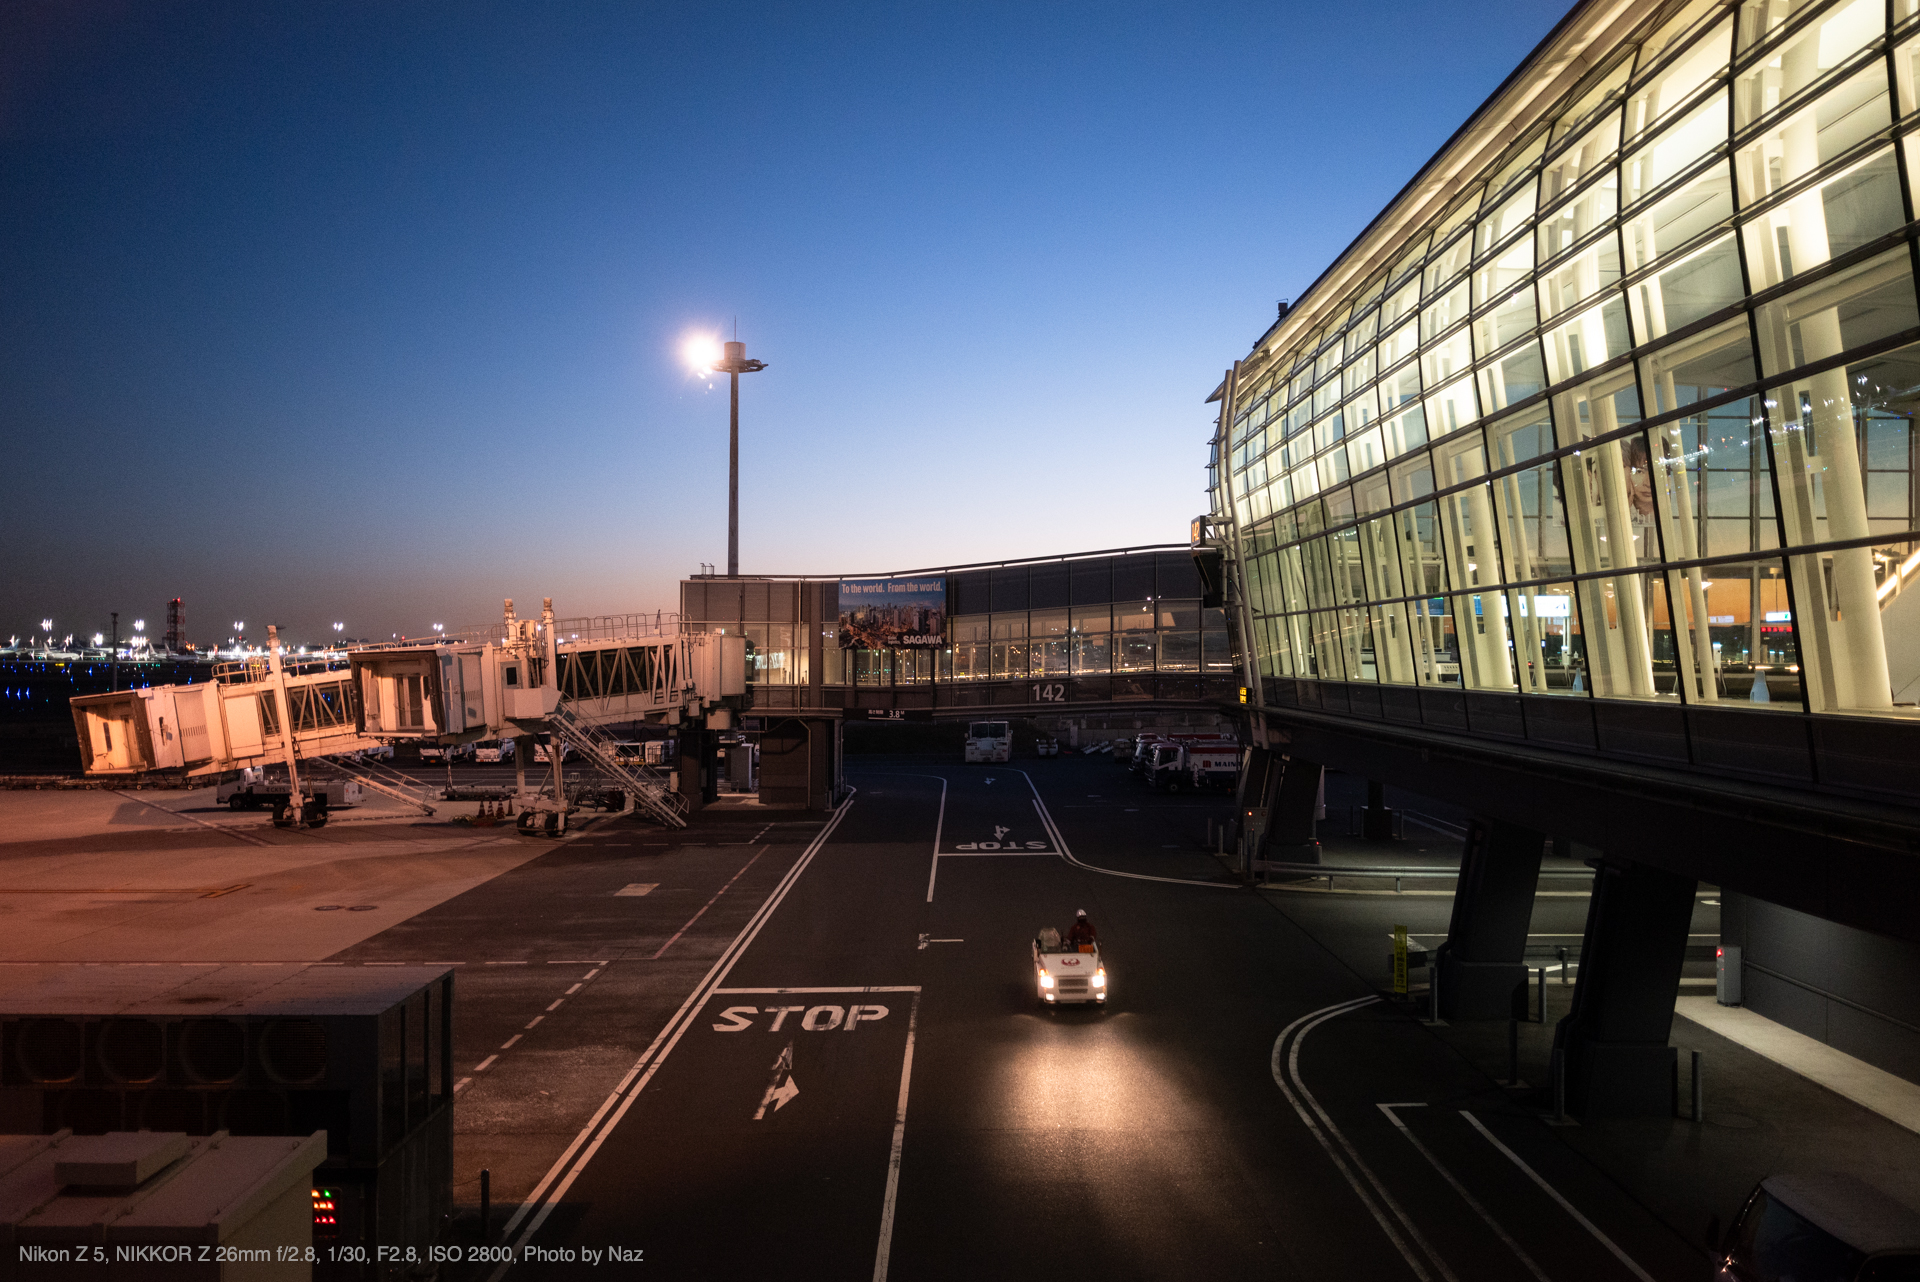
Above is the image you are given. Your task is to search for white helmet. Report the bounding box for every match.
[1075,909,1087,917]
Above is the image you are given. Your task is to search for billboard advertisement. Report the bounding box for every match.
[838,577,946,649]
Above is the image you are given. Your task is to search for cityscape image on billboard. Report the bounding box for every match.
[837,577,946,649]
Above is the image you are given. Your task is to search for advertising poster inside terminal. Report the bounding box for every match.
[838,577,946,648]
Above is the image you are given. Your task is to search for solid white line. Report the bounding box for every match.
[1377,1105,1550,1282]
[1289,1001,1457,1282]
[487,788,859,1279]
[111,790,273,846]
[1403,810,1467,839]
[1460,1112,1655,1282]
[1270,997,1430,1281]
[871,992,922,1282]
[925,776,948,902]
[714,985,923,994]
[1018,774,1235,890]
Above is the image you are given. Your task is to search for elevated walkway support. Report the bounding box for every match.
[1554,858,1697,1116]
[1435,818,1545,1020]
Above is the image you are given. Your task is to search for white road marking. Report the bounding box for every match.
[545,998,564,1012]
[1377,1104,1550,1282]
[871,991,922,1282]
[500,1035,522,1050]
[925,776,949,902]
[714,985,920,994]
[1270,996,1447,1282]
[753,1042,798,1119]
[1018,773,1236,890]
[649,847,767,960]
[1404,811,1468,839]
[584,968,601,979]
[109,789,272,846]
[454,1076,472,1093]
[474,1055,499,1072]
[614,883,657,896]
[488,790,859,1279]
[486,960,528,966]
[1460,1112,1655,1282]
[524,1015,542,1029]
[565,983,583,995]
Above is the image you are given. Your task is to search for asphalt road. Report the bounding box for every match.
[434,755,1702,1282]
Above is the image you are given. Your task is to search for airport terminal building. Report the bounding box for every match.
[1205,0,1920,1107]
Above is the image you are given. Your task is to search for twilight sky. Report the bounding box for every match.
[2,1,1572,645]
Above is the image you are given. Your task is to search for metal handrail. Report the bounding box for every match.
[546,704,688,828]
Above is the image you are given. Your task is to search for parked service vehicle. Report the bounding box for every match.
[1716,1173,1920,1280]
[1034,736,1060,757]
[420,742,473,764]
[1032,927,1107,1008]
[964,720,1010,763]
[1185,747,1241,792]
[217,767,362,812]
[473,738,515,764]
[532,740,574,764]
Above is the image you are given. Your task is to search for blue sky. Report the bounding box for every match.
[2,1,1573,644]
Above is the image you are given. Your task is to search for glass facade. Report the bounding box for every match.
[1215,0,1920,717]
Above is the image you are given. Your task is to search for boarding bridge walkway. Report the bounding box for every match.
[67,600,745,829]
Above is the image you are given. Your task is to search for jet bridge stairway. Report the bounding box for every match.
[546,702,688,828]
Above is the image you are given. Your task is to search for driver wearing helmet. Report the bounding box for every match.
[1064,909,1098,948]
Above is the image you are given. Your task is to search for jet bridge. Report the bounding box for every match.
[69,599,744,828]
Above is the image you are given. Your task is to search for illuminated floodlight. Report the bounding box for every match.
[682,333,724,374]
[92,633,104,646]
[234,621,244,632]
[40,619,51,633]
[332,622,344,632]
[133,619,144,632]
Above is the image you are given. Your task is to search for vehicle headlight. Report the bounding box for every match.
[1039,972,1054,988]
[1093,969,1106,987]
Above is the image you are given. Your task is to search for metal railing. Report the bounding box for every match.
[546,703,688,828]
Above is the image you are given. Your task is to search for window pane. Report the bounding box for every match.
[1425,374,1480,439]
[1488,404,1557,468]
[1553,58,1631,143]
[1543,113,1621,206]
[1742,147,1904,290]
[1474,248,1538,352]
[1346,425,1388,476]
[1622,162,1735,272]
[1424,231,1476,297]
[1639,316,1757,417]
[1734,64,1892,206]
[1539,233,1623,322]
[1766,341,1920,711]
[1754,247,1920,377]
[1736,0,1884,129]
[1628,233,1744,342]
[1478,341,1548,413]
[1422,280,1472,343]
[1543,293,1631,385]
[1475,181,1538,257]
[1508,583,1585,694]
[1422,325,1474,388]
[1627,11,1732,143]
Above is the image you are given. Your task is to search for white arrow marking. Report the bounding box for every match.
[993,825,1009,840]
[754,1042,798,1119]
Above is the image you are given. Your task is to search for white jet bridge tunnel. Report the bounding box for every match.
[68,599,746,829]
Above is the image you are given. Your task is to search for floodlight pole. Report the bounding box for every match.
[711,341,766,579]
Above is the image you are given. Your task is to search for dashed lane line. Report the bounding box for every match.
[487,790,858,1280]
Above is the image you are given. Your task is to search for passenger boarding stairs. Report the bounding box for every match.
[547,703,688,828]
[318,751,440,816]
